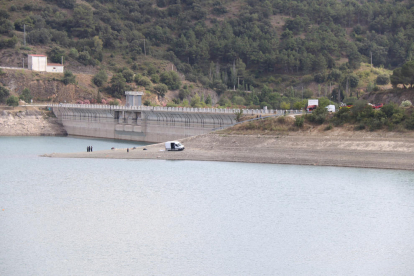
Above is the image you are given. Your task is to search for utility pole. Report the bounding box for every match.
[370,51,373,68]
[24,24,26,46]
[302,86,303,100]
[330,82,332,99]
[144,38,146,56]
[22,58,24,68]
[338,88,341,104]
[346,77,349,97]
[61,56,63,65]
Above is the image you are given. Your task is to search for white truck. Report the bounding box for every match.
[165,141,185,151]
[325,105,336,112]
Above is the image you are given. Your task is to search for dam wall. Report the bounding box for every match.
[50,104,300,142]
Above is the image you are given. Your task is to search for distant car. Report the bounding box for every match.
[373,103,383,109]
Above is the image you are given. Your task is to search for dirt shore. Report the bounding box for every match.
[0,107,66,136]
[45,132,414,171]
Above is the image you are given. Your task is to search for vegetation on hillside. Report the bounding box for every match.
[1,0,414,107]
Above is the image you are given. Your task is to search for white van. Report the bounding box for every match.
[325,105,336,112]
[165,141,185,151]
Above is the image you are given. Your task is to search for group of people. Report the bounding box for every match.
[87,146,93,152]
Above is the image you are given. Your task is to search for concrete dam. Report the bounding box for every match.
[50,102,296,143]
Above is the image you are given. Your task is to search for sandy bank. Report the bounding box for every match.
[45,133,414,171]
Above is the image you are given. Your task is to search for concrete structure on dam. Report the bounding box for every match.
[49,94,299,142]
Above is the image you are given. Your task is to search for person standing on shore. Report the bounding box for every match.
[91,146,93,152]
[87,146,89,152]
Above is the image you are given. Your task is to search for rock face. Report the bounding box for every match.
[0,110,67,136]
[363,89,414,105]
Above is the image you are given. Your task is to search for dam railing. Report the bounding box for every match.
[48,103,302,115]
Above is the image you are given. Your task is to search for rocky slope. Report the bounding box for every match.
[0,108,66,136]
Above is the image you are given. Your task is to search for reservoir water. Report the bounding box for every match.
[1,136,414,275]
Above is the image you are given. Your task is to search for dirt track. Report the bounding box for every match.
[45,133,414,171]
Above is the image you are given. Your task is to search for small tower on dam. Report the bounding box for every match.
[125,91,144,107]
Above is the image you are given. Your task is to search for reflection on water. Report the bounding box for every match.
[1,137,414,276]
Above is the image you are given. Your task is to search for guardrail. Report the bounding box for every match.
[48,103,302,116]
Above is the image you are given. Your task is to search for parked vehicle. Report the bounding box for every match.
[373,103,383,109]
[306,99,319,112]
[325,105,336,112]
[307,105,317,112]
[165,141,185,151]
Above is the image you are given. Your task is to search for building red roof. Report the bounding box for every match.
[47,63,64,66]
[28,54,47,57]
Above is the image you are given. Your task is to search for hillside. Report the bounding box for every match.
[0,0,414,108]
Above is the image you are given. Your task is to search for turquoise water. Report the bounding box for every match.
[1,136,414,275]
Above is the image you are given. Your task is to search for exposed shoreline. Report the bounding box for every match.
[0,107,66,137]
[44,133,414,171]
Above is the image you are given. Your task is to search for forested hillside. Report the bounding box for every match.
[1,0,414,108]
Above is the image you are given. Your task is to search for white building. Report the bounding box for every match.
[28,54,47,71]
[46,63,64,73]
[28,54,64,73]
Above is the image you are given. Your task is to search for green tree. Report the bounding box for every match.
[401,61,414,87]
[19,88,32,103]
[0,85,10,103]
[205,94,212,105]
[376,74,390,85]
[48,46,65,63]
[190,94,202,107]
[122,69,134,83]
[154,83,168,98]
[280,101,291,109]
[160,71,181,90]
[109,73,126,98]
[6,95,18,107]
[93,70,108,87]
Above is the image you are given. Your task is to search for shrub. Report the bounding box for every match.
[19,88,32,103]
[354,124,366,130]
[137,76,152,89]
[294,116,304,127]
[308,106,328,124]
[280,101,290,110]
[6,95,19,107]
[381,103,398,118]
[151,74,160,83]
[69,48,79,59]
[391,113,404,124]
[0,84,10,103]
[401,100,412,108]
[160,71,181,90]
[232,96,245,106]
[368,118,384,131]
[62,71,76,85]
[324,124,333,131]
[314,73,325,83]
[48,46,66,63]
[93,70,108,87]
[108,99,120,105]
[27,28,51,45]
[122,69,134,83]
[376,74,390,85]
